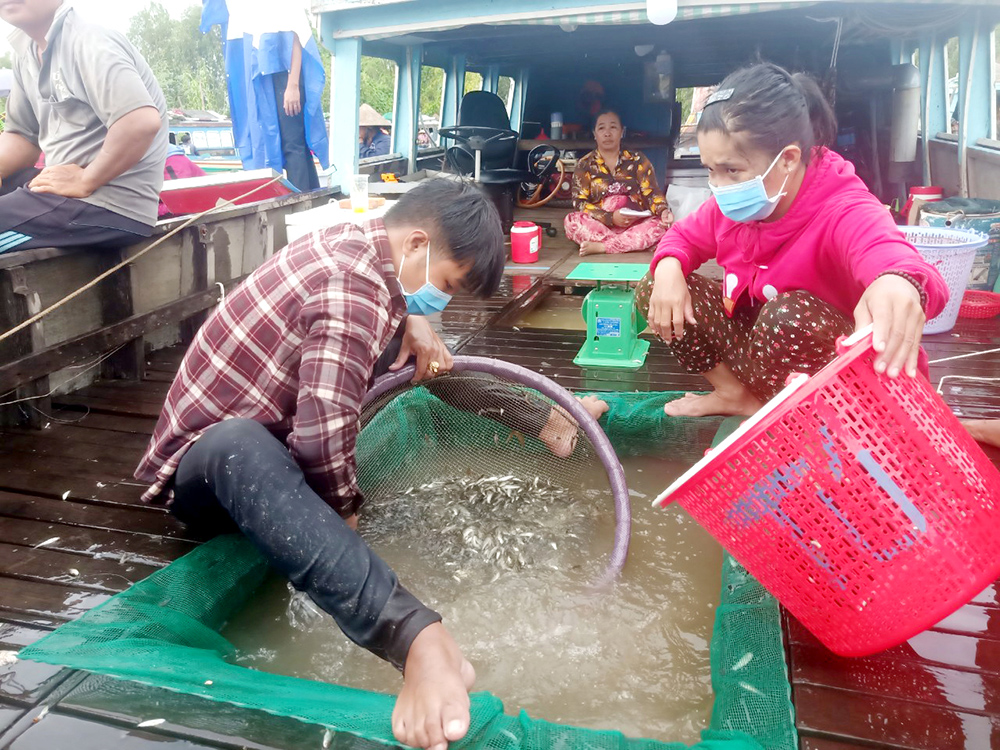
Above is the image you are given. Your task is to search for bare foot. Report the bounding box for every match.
[393,623,476,750]
[579,241,606,256]
[538,395,610,457]
[664,389,763,418]
[961,419,1000,449]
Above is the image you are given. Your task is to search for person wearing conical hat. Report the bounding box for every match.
[359,103,392,159]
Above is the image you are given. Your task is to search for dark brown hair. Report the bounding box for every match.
[698,62,837,165]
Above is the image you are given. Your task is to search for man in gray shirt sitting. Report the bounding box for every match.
[0,0,168,254]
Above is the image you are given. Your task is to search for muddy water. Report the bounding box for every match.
[223,456,723,744]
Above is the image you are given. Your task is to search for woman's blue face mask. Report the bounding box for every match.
[709,149,791,223]
[399,245,452,316]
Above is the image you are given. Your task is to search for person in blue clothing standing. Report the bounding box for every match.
[200,0,328,192]
[359,103,392,159]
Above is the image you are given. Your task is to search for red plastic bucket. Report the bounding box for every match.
[654,327,1000,656]
[510,221,541,264]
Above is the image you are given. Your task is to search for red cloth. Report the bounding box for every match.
[135,220,406,516]
[651,148,949,322]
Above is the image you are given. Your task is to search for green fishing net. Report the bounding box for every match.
[20,398,795,750]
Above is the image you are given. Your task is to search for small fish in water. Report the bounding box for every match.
[363,474,594,574]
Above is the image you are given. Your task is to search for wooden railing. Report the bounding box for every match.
[0,188,337,427]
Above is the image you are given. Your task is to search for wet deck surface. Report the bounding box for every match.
[1,221,1000,747]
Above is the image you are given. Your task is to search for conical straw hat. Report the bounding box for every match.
[359,103,391,127]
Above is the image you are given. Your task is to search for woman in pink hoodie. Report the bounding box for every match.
[634,62,948,418]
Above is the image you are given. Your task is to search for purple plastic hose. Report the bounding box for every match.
[362,355,631,583]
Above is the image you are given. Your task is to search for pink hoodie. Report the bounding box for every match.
[651,148,948,324]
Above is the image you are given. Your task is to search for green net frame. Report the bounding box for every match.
[20,401,796,750]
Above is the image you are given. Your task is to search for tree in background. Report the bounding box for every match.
[420,66,444,118]
[361,56,396,115]
[128,2,227,114]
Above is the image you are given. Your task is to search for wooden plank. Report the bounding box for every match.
[4,712,229,750]
[785,614,1000,677]
[97,248,144,382]
[0,423,152,454]
[791,641,1000,716]
[142,370,176,383]
[74,379,171,398]
[0,623,50,650]
[0,451,137,485]
[793,683,1000,750]
[0,516,195,568]
[0,622,70,708]
[0,436,143,475]
[144,347,187,372]
[933,603,1000,642]
[59,675,326,750]
[0,470,153,509]
[801,739,881,750]
[43,409,157,436]
[0,285,230,396]
[0,656,68,709]
[0,703,24,735]
[0,491,188,539]
[50,393,163,420]
[0,266,50,429]
[0,246,82,271]
[0,542,157,594]
[0,576,110,623]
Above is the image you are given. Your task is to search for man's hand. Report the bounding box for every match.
[611,209,638,228]
[390,315,453,382]
[284,85,302,117]
[29,164,96,199]
[853,274,925,378]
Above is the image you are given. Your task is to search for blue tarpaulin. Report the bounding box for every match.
[200,0,329,172]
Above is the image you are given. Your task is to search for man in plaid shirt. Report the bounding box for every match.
[136,179,504,750]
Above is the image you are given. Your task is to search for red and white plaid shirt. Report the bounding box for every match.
[135,219,406,516]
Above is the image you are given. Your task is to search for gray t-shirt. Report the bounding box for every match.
[5,5,169,227]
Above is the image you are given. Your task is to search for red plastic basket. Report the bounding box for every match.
[958,290,1000,319]
[654,327,1000,657]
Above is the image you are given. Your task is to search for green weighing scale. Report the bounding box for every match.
[566,262,649,369]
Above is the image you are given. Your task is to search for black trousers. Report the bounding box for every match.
[0,167,152,254]
[170,417,439,670]
[270,71,320,193]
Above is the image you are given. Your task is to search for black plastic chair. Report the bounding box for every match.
[441,92,533,232]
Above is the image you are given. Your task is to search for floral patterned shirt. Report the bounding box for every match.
[572,148,668,227]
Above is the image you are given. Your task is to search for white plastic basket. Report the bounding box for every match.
[901,226,989,334]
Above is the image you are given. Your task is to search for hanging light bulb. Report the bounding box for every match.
[646,0,678,25]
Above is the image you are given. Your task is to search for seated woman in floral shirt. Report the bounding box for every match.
[564,110,674,256]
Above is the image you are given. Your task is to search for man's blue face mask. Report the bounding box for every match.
[709,148,791,223]
[399,244,453,316]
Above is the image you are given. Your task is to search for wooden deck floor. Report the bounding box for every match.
[1,278,999,747]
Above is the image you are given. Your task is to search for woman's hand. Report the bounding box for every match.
[659,208,674,227]
[647,257,696,341]
[853,274,925,378]
[611,209,637,228]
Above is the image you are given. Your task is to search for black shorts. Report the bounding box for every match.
[0,168,153,254]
